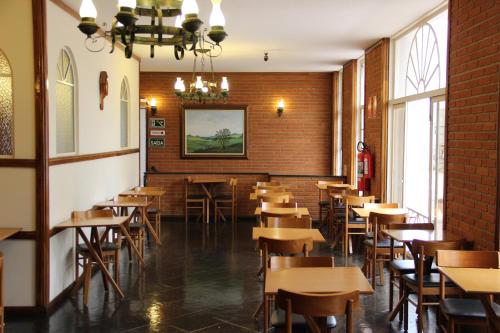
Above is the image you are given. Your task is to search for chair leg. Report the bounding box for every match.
[185,203,188,224]
[214,203,218,223]
[83,257,92,306]
[378,260,385,286]
[389,269,394,311]
[403,288,409,331]
[417,292,424,333]
[114,250,120,285]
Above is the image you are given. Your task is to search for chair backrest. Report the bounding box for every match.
[258,237,313,256]
[386,222,434,230]
[275,289,359,332]
[270,256,334,271]
[266,216,312,229]
[72,209,113,220]
[255,186,288,192]
[256,181,281,187]
[370,212,407,242]
[261,202,296,210]
[345,195,375,208]
[436,250,500,269]
[364,202,398,209]
[261,211,301,221]
[317,180,343,186]
[258,194,290,203]
[229,177,238,187]
[255,189,292,195]
[411,239,464,276]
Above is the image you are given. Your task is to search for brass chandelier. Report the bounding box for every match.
[77,0,228,59]
[174,29,228,103]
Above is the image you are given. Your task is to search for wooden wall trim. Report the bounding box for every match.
[347,60,358,187]
[443,0,452,234]
[145,171,347,180]
[9,231,36,240]
[496,69,500,251]
[33,0,50,310]
[48,148,140,166]
[332,72,339,176]
[379,38,390,202]
[50,0,141,62]
[0,159,36,168]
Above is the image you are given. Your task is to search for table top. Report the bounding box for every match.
[315,183,351,190]
[94,200,149,208]
[382,229,444,242]
[55,216,130,229]
[438,267,500,294]
[250,192,294,200]
[0,228,22,240]
[353,207,408,219]
[252,227,325,242]
[120,188,166,197]
[191,178,227,184]
[254,207,310,216]
[265,267,373,295]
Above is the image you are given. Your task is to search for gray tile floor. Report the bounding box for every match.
[6,220,469,332]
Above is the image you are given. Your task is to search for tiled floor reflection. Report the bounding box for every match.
[7,219,452,332]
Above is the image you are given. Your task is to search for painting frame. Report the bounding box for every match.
[181,104,248,159]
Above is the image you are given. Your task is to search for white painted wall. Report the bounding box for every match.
[0,0,37,307]
[46,1,140,301]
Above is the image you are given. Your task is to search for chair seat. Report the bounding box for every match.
[187,194,206,200]
[363,239,405,248]
[271,309,337,328]
[440,299,500,319]
[77,242,120,252]
[390,259,438,273]
[403,273,457,288]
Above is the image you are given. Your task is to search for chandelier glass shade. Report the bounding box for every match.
[174,30,228,103]
[77,0,228,59]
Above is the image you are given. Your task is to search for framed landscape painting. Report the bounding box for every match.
[181,105,248,159]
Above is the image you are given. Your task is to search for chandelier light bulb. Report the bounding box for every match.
[174,77,186,92]
[209,0,225,27]
[195,76,203,89]
[221,77,229,91]
[79,0,97,18]
[175,14,185,28]
[181,0,199,15]
[118,0,136,8]
[201,86,209,93]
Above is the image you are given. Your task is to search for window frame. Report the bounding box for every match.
[120,76,130,149]
[0,49,14,158]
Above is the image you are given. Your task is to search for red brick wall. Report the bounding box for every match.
[140,72,335,219]
[364,39,389,200]
[445,0,500,250]
[342,61,357,185]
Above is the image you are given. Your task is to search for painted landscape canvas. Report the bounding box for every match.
[182,106,247,158]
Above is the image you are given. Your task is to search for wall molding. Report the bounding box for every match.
[0,159,36,168]
[49,148,139,166]
[9,231,36,240]
[145,171,347,180]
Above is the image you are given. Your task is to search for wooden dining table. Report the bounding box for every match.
[94,199,161,245]
[191,178,227,223]
[352,207,408,219]
[55,215,144,299]
[315,183,351,190]
[263,266,373,331]
[252,227,325,242]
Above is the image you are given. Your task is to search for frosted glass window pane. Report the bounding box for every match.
[120,100,128,147]
[0,51,13,156]
[56,83,75,153]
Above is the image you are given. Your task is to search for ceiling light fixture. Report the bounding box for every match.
[174,29,228,103]
[77,0,228,59]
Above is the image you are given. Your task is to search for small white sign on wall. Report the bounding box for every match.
[150,130,165,136]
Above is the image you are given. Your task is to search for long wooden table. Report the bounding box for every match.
[94,199,161,245]
[252,227,325,242]
[191,178,227,223]
[55,216,144,300]
[353,207,408,219]
[264,267,373,331]
[254,207,310,217]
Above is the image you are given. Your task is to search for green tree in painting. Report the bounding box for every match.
[215,128,231,150]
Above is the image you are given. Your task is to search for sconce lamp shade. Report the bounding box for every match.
[277,99,285,117]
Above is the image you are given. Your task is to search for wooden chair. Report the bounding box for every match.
[254,237,314,320]
[184,176,206,224]
[261,202,297,210]
[275,289,359,333]
[258,193,290,203]
[114,195,148,260]
[73,209,121,306]
[214,178,238,223]
[388,223,435,315]
[317,180,343,229]
[437,250,500,333]
[256,185,288,192]
[139,186,163,239]
[400,239,464,332]
[256,181,281,187]
[327,187,351,245]
[363,212,407,289]
[266,216,313,229]
[342,195,375,256]
[270,256,336,331]
[261,211,302,228]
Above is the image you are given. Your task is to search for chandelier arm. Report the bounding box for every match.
[156,7,163,44]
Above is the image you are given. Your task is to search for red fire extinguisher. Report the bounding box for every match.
[357,141,372,192]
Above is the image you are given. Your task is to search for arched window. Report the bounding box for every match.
[0,50,13,156]
[56,48,76,154]
[120,77,129,148]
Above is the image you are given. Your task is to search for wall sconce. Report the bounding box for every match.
[277,99,285,117]
[149,98,157,115]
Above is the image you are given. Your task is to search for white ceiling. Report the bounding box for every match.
[63,0,446,72]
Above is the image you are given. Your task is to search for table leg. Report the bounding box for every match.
[119,224,144,265]
[77,228,124,298]
[91,228,109,291]
[142,207,161,245]
[263,293,269,333]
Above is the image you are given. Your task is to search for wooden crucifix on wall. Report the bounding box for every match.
[99,71,108,110]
